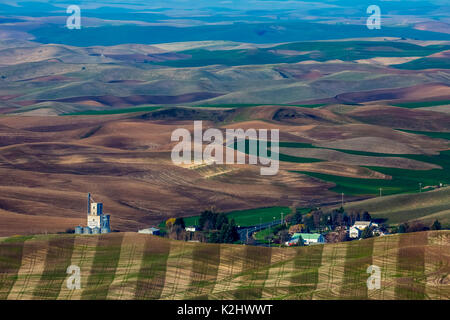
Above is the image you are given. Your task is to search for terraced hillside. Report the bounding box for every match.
[0,231,448,300]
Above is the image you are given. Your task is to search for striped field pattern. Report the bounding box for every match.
[0,231,448,300]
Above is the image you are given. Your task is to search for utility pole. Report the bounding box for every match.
[379,187,382,197]
[341,192,344,207]
[281,212,284,226]
[419,182,422,193]
[246,229,248,245]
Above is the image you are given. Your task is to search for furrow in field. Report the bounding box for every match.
[185,243,221,299]
[209,245,247,299]
[134,235,171,300]
[80,233,124,300]
[340,238,375,299]
[159,241,195,300]
[33,235,75,300]
[106,233,146,300]
[368,235,400,300]
[261,247,297,299]
[57,235,99,300]
[395,232,427,299]
[232,246,272,300]
[0,237,28,299]
[312,242,348,299]
[7,238,49,300]
[424,231,450,300]
[287,244,324,300]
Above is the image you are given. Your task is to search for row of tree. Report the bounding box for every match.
[397,219,442,233]
[288,207,373,232]
[165,210,239,244]
[198,210,239,243]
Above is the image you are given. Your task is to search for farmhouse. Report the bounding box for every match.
[138,227,160,235]
[349,221,374,238]
[287,233,325,246]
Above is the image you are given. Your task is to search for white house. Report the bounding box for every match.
[349,221,372,239]
[138,227,160,235]
[185,226,198,232]
[286,233,325,246]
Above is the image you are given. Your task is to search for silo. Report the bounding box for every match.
[92,227,100,234]
[101,215,111,233]
[75,226,83,234]
[83,226,92,234]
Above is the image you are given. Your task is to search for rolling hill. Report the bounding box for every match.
[329,187,450,226]
[0,231,448,300]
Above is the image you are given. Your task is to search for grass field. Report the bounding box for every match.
[0,231,448,300]
[237,139,450,197]
[281,141,450,196]
[63,106,162,116]
[393,100,450,109]
[392,57,450,70]
[164,206,292,229]
[158,41,450,67]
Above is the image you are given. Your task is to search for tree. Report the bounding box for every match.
[216,213,228,230]
[209,231,219,243]
[166,218,176,229]
[279,230,290,244]
[362,211,372,221]
[174,217,185,229]
[431,220,441,230]
[398,223,408,233]
[217,219,239,243]
[303,214,315,232]
[312,210,322,228]
[361,227,373,239]
[288,224,304,235]
[199,210,217,231]
[294,235,304,247]
[291,210,303,225]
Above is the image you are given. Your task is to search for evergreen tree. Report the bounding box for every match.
[216,213,229,230]
[362,211,371,221]
[174,217,185,229]
[398,223,408,233]
[431,220,442,230]
[361,227,373,239]
[291,210,303,225]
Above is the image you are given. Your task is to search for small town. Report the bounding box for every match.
[75,193,444,247]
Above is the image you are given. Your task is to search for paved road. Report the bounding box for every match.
[238,219,282,243]
[236,196,371,243]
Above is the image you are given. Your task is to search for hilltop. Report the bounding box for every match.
[0,231,448,300]
[327,187,450,226]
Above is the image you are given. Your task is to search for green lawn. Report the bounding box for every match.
[254,227,273,242]
[160,206,292,229]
